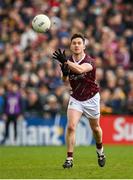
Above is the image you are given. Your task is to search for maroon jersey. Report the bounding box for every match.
[68,54,99,101]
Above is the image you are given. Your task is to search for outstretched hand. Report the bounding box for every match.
[52,49,67,64]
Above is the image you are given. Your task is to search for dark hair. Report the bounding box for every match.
[71,33,85,43]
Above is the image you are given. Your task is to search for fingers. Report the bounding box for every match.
[52,55,63,63]
[63,50,66,56]
[53,51,59,57]
[53,49,63,56]
[58,49,62,54]
[52,55,58,60]
[52,51,60,59]
[53,49,62,56]
[52,49,66,63]
[52,49,62,59]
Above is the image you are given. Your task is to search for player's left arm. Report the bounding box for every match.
[66,60,93,74]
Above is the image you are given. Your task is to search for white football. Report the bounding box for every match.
[32,14,51,33]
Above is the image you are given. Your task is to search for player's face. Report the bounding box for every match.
[70,38,85,55]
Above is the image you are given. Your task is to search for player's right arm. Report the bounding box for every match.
[62,75,68,82]
[66,60,93,74]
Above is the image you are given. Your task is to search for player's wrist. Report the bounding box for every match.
[62,75,68,81]
[64,60,68,65]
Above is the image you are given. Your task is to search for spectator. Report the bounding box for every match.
[25,89,43,117]
[111,87,126,114]
[43,94,61,119]
[0,85,5,115]
[0,81,23,144]
[100,89,112,114]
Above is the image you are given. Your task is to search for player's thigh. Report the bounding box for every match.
[83,93,100,119]
[67,108,82,128]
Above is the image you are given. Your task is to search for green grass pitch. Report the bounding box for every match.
[0,145,133,179]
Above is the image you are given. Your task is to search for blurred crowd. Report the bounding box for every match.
[0,0,133,118]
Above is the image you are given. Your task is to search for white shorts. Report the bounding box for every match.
[68,93,100,119]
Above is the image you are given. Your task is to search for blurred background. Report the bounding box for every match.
[0,0,133,146]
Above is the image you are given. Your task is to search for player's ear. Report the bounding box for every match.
[83,44,86,50]
[83,39,86,50]
[70,44,72,51]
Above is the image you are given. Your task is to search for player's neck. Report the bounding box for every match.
[72,52,85,62]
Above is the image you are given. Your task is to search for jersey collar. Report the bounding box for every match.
[72,54,86,64]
